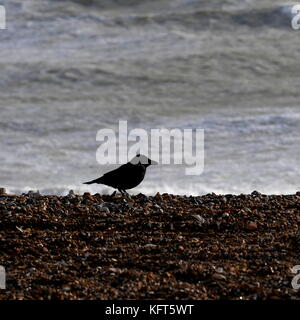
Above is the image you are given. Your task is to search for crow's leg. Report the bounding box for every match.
[118,189,124,196]
[122,189,131,199]
[110,190,117,197]
[117,189,131,198]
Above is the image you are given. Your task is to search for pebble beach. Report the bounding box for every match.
[1,190,300,300]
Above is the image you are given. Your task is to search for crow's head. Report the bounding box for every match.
[130,154,158,167]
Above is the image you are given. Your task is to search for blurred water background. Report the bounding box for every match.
[0,0,299,195]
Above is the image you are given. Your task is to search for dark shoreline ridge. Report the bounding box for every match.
[0,191,300,300]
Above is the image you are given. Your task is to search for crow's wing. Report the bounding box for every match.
[85,163,133,187]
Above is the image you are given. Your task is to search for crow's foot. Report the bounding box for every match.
[110,191,117,197]
[118,189,131,199]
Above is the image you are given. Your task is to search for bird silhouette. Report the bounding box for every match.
[84,154,157,195]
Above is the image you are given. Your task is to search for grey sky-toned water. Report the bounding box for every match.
[0,0,299,195]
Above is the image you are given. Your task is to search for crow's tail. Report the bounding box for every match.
[83,179,96,185]
[83,176,104,185]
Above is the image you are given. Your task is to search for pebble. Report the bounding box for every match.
[0,191,298,300]
[246,222,258,231]
[144,244,157,249]
[212,273,227,280]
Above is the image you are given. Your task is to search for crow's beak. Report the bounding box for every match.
[150,159,158,165]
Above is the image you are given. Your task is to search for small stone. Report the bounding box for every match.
[68,190,76,198]
[216,267,224,273]
[144,244,157,249]
[83,192,91,198]
[27,190,41,198]
[62,286,71,291]
[193,215,206,226]
[212,273,226,280]
[246,222,257,231]
[16,226,24,233]
[221,197,227,203]
[100,206,110,214]
[154,192,162,200]
[99,203,110,213]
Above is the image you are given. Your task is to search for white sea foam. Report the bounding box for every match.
[0,1,299,196]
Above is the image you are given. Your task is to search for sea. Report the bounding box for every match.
[0,0,299,196]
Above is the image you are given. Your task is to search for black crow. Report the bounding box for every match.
[84,154,157,194]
